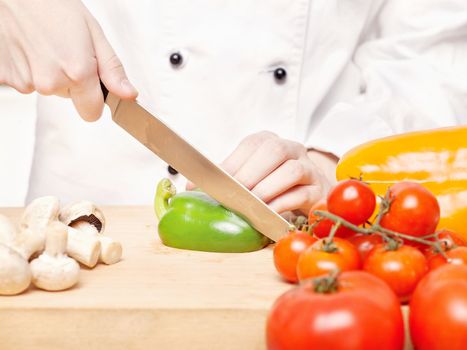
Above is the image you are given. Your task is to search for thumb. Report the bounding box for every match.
[87,17,138,99]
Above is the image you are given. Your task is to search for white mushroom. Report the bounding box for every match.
[7,196,61,260]
[30,222,80,291]
[0,214,17,246]
[60,201,122,265]
[66,226,101,268]
[20,196,60,232]
[60,200,105,232]
[11,227,47,261]
[0,243,31,295]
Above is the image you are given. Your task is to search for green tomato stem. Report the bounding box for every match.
[322,222,341,253]
[312,210,449,259]
[311,269,340,294]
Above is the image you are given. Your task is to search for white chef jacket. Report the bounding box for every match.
[26,0,467,205]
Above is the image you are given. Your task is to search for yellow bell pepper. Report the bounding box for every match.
[336,126,467,240]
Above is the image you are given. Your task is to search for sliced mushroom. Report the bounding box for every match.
[60,201,122,265]
[30,222,80,291]
[0,243,31,295]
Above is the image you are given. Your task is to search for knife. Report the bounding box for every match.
[101,84,290,242]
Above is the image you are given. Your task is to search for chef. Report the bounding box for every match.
[1,0,466,215]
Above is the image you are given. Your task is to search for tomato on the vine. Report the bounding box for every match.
[434,229,466,247]
[363,244,427,302]
[327,179,376,225]
[410,264,467,350]
[297,237,360,281]
[273,231,317,283]
[380,182,440,239]
[423,229,467,258]
[307,201,327,225]
[266,270,405,350]
[427,246,467,271]
[308,202,354,239]
[348,233,383,262]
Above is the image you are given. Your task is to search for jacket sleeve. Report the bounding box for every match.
[305,0,467,158]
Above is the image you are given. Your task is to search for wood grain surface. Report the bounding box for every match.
[0,206,413,350]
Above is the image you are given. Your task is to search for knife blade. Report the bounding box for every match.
[104,91,290,242]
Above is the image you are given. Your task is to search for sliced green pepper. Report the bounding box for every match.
[154,178,270,253]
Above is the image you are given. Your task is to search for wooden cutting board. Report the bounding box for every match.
[0,206,413,350]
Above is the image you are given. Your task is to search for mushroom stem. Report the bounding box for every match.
[30,223,80,292]
[66,227,101,268]
[70,221,122,265]
[97,236,122,265]
[70,221,97,235]
[45,222,68,257]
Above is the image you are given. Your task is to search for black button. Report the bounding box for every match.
[170,52,183,66]
[167,165,178,175]
[273,67,287,82]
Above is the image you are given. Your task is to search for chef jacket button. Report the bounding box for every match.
[273,67,287,82]
[169,52,183,67]
[167,165,178,175]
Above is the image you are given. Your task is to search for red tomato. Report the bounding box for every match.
[423,229,467,258]
[312,218,355,239]
[327,179,376,225]
[435,229,466,247]
[410,264,467,350]
[266,270,405,350]
[308,202,354,239]
[297,237,361,281]
[363,244,428,302]
[273,231,317,283]
[307,201,327,225]
[348,233,384,262]
[427,246,467,271]
[380,182,440,239]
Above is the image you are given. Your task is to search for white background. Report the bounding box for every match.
[0,86,36,206]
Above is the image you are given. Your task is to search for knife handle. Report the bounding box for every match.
[100,80,109,101]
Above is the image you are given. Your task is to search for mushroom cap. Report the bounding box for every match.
[30,254,80,291]
[0,243,32,295]
[60,201,105,233]
[20,196,60,232]
[0,214,17,246]
[11,227,46,261]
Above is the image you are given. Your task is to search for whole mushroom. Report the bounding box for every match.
[30,222,80,291]
[0,214,17,245]
[0,243,31,295]
[60,201,122,265]
[10,196,61,260]
[20,196,60,232]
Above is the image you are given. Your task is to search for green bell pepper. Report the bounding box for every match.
[154,178,271,253]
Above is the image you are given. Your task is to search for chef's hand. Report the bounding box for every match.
[0,0,137,121]
[188,132,337,215]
